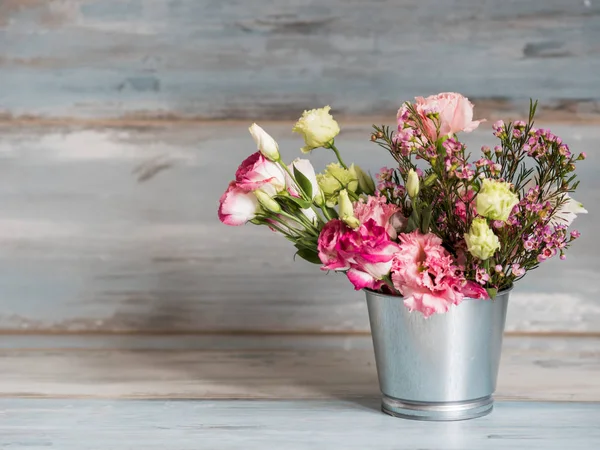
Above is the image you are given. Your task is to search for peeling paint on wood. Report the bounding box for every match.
[0,122,597,333]
[0,0,599,118]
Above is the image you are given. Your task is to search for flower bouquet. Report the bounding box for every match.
[218,93,586,420]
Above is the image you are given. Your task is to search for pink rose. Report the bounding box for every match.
[354,195,405,240]
[317,219,350,271]
[235,152,286,196]
[391,231,466,317]
[218,181,260,226]
[413,92,484,141]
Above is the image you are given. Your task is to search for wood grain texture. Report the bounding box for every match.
[0,122,598,333]
[1,399,599,449]
[0,335,598,401]
[0,0,599,119]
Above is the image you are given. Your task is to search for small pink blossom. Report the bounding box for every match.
[391,231,467,317]
[218,181,260,226]
[354,195,405,239]
[511,263,525,277]
[412,92,485,141]
[476,267,490,285]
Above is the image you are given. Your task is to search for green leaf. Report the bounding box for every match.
[294,249,322,265]
[278,194,312,210]
[406,215,419,233]
[486,288,498,299]
[420,204,433,233]
[293,166,313,200]
[325,207,339,219]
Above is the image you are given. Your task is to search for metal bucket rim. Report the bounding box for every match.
[363,284,513,301]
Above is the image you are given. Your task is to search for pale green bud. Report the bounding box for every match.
[407,169,420,198]
[255,190,281,214]
[464,217,500,260]
[338,189,359,228]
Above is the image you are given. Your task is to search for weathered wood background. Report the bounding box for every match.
[0,0,598,334]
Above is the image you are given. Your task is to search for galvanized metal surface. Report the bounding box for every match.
[366,290,510,420]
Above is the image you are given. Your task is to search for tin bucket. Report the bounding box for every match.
[365,288,510,421]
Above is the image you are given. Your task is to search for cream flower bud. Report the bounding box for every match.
[249,123,280,161]
[354,165,376,195]
[255,190,281,214]
[406,169,420,198]
[464,217,500,260]
[292,106,340,153]
[476,179,519,222]
[338,189,359,228]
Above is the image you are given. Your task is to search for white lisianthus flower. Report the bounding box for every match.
[292,106,340,153]
[464,217,500,260]
[550,193,588,227]
[476,179,519,222]
[286,158,323,202]
[249,123,280,161]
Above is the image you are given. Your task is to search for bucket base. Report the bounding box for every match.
[381,394,493,421]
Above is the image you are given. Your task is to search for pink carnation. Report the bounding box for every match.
[391,231,485,317]
[353,195,405,239]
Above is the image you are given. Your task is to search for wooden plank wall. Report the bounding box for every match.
[0,1,598,334]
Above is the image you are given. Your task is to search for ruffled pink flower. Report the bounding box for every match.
[317,219,350,271]
[235,152,286,196]
[317,219,401,291]
[218,181,260,226]
[391,231,466,317]
[354,195,405,239]
[413,92,485,142]
[339,220,401,290]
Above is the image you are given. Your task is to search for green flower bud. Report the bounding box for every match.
[255,190,281,214]
[407,169,420,198]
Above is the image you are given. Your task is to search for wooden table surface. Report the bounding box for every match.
[0,334,598,449]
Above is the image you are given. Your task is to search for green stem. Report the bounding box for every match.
[329,143,348,169]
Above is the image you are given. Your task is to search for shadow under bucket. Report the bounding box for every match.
[365,288,510,421]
